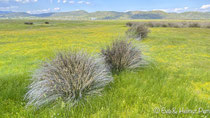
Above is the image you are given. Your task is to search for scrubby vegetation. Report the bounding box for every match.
[126,24,150,40]
[101,39,144,72]
[126,22,133,27]
[25,51,113,108]
[0,20,209,117]
[44,22,49,24]
[24,22,33,25]
[188,22,201,28]
[126,21,210,28]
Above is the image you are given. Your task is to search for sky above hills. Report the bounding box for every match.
[0,0,210,14]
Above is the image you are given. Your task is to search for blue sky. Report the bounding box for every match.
[0,0,210,14]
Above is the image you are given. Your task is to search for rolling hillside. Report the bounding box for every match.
[1,10,210,20]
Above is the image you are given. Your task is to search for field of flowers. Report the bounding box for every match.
[0,20,209,117]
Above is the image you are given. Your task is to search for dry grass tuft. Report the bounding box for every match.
[25,51,113,108]
[101,39,144,72]
[126,24,150,40]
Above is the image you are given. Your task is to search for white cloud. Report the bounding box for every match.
[85,1,90,5]
[153,9,169,12]
[27,7,60,14]
[69,0,74,4]
[172,7,189,12]
[184,7,189,10]
[54,7,60,11]
[27,8,51,14]
[77,1,90,5]
[0,6,18,11]
[200,4,210,9]
[124,10,131,12]
[153,7,189,13]
[62,0,66,3]
[78,1,84,4]
[173,8,182,12]
[15,0,38,3]
[58,0,77,4]
[173,7,188,12]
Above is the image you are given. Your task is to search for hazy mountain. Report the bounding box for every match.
[166,12,210,19]
[0,11,13,14]
[32,13,55,17]
[0,12,33,18]
[1,10,210,20]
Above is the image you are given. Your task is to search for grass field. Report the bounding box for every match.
[0,20,209,117]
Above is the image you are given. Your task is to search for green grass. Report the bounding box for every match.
[0,20,209,118]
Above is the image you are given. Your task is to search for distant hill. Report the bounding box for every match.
[1,10,210,20]
[0,11,13,14]
[32,13,55,17]
[0,11,34,18]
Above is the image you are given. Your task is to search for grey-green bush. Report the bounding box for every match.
[126,21,210,28]
[101,39,143,72]
[126,24,150,40]
[126,22,133,27]
[189,22,201,28]
[25,51,113,108]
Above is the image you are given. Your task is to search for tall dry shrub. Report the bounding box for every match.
[189,22,201,28]
[25,51,113,108]
[126,24,150,40]
[101,39,143,72]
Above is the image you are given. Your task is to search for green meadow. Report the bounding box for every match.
[0,20,209,117]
